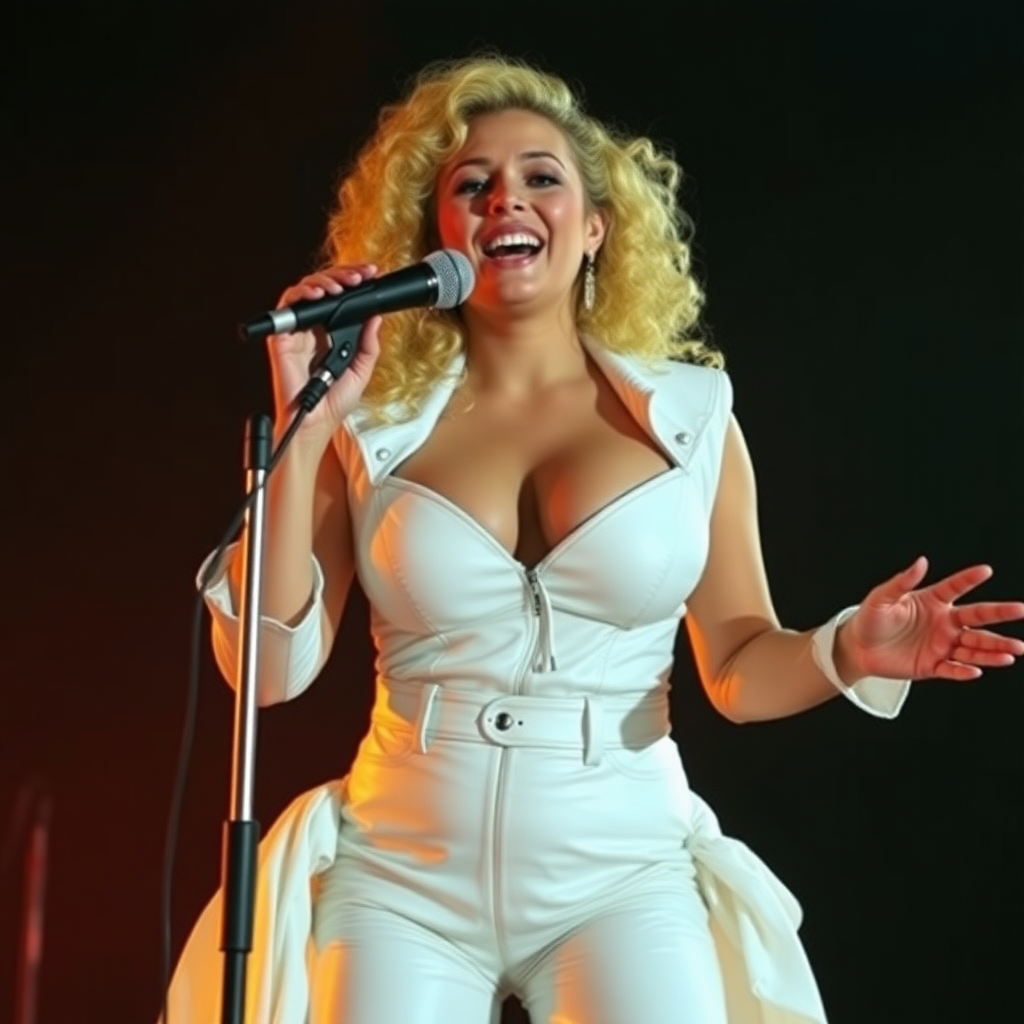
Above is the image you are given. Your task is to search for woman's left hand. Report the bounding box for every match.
[839,557,1024,682]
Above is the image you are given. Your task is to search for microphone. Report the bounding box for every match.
[239,248,475,342]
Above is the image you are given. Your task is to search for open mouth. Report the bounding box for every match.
[481,232,544,263]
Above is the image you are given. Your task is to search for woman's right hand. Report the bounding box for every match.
[268,264,383,452]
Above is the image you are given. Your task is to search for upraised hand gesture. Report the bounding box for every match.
[839,557,1024,682]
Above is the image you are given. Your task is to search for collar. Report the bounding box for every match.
[345,336,723,485]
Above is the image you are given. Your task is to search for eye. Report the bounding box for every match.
[454,178,488,196]
[528,173,561,187]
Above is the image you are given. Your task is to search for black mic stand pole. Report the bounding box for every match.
[219,413,272,1024]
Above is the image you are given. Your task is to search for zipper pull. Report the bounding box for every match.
[528,569,544,614]
[525,568,557,671]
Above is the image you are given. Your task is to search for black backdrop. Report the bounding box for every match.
[1,2,1021,1022]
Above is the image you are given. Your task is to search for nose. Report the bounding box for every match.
[488,180,525,214]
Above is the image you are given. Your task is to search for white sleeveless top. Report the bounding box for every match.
[334,337,731,703]
[178,337,908,1024]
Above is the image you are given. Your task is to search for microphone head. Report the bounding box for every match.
[424,249,475,309]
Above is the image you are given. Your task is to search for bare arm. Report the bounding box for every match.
[229,433,353,643]
[210,435,354,706]
[687,413,1024,723]
[684,415,849,723]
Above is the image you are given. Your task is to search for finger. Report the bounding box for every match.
[363,314,383,355]
[279,278,342,305]
[350,316,383,369]
[314,264,378,291]
[324,263,378,281]
[932,661,983,681]
[954,601,1024,629]
[279,265,380,305]
[956,628,1024,656]
[949,646,1016,668]
[926,563,993,604]
[869,556,929,603]
[302,268,369,293]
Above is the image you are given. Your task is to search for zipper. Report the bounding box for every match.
[525,567,543,618]
[490,566,541,965]
[517,567,542,684]
[524,567,556,671]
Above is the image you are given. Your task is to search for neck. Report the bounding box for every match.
[461,300,588,398]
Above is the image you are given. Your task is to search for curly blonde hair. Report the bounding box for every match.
[323,53,722,418]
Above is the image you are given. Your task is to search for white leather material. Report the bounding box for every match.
[371,677,671,757]
[311,874,731,1024]
[334,340,729,706]
[163,781,826,1024]
[307,339,827,1020]
[169,338,908,1022]
[197,542,326,706]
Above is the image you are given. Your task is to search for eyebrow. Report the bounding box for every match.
[446,150,568,177]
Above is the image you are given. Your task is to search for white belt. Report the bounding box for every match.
[372,681,670,766]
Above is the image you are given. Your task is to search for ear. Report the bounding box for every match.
[584,207,608,255]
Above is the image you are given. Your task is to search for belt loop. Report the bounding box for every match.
[583,696,603,766]
[414,684,440,754]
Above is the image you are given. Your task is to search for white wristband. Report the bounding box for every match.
[811,606,911,719]
[810,606,858,690]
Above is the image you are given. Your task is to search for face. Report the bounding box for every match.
[435,108,606,319]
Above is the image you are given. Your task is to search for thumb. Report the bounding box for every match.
[349,315,383,379]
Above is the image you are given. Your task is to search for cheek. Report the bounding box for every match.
[435,202,469,247]
[546,196,586,245]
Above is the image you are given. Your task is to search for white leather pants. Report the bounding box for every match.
[309,682,729,1024]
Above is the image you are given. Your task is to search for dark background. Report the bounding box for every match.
[1,1,1021,1022]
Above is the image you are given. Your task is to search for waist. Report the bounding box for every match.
[371,679,670,766]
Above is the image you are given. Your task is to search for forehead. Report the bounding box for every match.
[447,108,576,168]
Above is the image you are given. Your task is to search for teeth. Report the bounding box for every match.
[483,232,542,255]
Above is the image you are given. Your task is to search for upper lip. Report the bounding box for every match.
[478,222,545,252]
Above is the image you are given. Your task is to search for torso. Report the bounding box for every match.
[391,359,672,568]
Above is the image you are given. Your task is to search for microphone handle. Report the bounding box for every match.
[240,263,439,342]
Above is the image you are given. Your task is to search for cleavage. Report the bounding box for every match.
[389,381,672,568]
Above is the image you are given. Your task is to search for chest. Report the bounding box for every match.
[389,377,672,567]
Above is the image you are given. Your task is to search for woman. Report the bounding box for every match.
[171,55,1023,1023]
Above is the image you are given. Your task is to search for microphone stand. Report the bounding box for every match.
[209,316,363,1024]
[219,414,271,1024]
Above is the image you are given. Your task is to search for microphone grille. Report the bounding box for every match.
[424,249,475,309]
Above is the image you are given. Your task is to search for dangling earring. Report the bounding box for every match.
[583,252,596,312]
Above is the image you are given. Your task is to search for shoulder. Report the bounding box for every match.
[332,360,465,485]
[585,337,729,398]
[643,359,734,482]
[628,354,734,421]
[653,356,732,397]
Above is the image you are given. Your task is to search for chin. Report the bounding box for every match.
[474,288,544,314]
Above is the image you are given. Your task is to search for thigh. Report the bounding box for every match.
[518,887,728,1024]
[310,905,501,1024]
